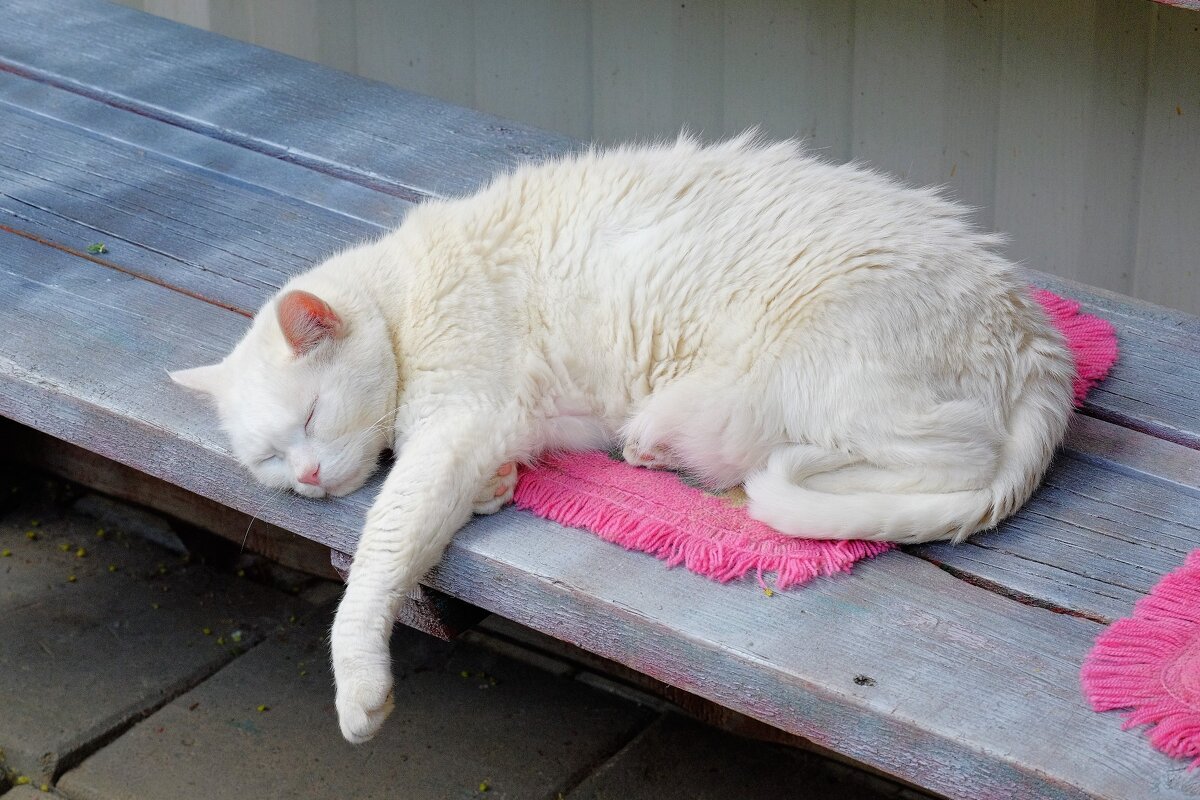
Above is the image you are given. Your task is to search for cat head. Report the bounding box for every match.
[171,277,397,499]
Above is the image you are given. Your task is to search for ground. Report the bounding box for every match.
[0,465,931,800]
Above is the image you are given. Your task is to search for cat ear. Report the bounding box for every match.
[276,289,344,356]
[170,362,226,397]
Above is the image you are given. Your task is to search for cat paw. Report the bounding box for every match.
[334,656,395,744]
[473,461,517,515]
[622,441,676,470]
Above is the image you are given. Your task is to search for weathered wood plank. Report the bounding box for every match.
[2,46,1198,630]
[2,231,1198,797]
[2,9,1197,449]
[0,0,578,201]
[417,520,1197,800]
[1031,270,1200,448]
[2,51,1198,625]
[912,415,1200,623]
[0,90,389,314]
[3,419,339,580]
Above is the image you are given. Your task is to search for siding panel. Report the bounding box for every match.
[1135,5,1200,311]
[722,0,854,158]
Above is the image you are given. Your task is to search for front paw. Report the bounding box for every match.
[472,461,517,515]
[334,653,395,744]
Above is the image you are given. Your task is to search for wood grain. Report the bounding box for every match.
[2,227,1199,796]
[0,0,579,201]
[2,60,1198,451]
[1,50,1197,629]
[914,421,1200,623]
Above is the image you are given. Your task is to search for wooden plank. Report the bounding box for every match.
[423,519,1194,800]
[0,0,578,202]
[0,73,407,230]
[5,3,1198,450]
[913,416,1200,623]
[2,232,1197,798]
[6,50,1198,457]
[1031,270,1200,449]
[4,419,340,580]
[0,86,392,314]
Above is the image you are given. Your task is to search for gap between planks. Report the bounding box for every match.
[0,59,432,205]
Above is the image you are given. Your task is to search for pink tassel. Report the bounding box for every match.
[514,452,893,590]
[1082,550,1200,769]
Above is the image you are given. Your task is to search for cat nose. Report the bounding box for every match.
[298,464,321,486]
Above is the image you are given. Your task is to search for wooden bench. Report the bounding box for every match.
[2,2,1198,797]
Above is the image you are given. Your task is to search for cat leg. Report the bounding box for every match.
[331,410,517,743]
[472,461,518,515]
[623,375,772,488]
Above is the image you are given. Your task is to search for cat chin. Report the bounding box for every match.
[293,473,371,500]
[292,483,328,499]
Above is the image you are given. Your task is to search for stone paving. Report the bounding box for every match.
[0,470,929,799]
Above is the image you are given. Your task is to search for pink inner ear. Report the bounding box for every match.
[276,289,342,356]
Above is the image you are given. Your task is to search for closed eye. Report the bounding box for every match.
[257,454,282,467]
[304,397,318,434]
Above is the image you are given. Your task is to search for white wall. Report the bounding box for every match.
[120,0,1200,314]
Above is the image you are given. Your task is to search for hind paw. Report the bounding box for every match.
[473,461,517,515]
[622,440,678,470]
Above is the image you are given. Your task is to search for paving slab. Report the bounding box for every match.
[566,714,933,800]
[0,483,303,783]
[1,784,59,798]
[1,783,60,797]
[59,603,655,800]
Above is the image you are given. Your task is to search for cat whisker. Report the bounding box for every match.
[240,483,289,553]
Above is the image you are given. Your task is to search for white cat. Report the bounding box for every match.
[171,135,1074,743]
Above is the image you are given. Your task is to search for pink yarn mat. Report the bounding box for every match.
[513,288,1118,591]
[1082,550,1200,770]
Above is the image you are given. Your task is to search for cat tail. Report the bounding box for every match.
[744,370,1072,545]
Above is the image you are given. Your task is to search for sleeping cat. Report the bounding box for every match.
[171,135,1074,743]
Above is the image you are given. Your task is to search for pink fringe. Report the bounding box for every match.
[512,288,1118,593]
[1030,289,1119,406]
[1082,550,1200,769]
[514,451,893,590]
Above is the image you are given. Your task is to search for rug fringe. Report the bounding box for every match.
[513,468,886,590]
[1081,551,1200,769]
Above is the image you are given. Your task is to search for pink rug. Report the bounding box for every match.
[1082,550,1200,770]
[514,288,1118,591]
